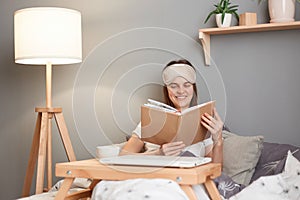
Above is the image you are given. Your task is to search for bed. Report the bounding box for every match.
[18,130,300,200]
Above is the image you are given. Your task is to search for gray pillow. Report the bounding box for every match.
[222,131,264,186]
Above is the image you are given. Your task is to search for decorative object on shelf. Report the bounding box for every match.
[268,0,296,23]
[14,7,82,196]
[239,12,257,26]
[204,0,239,28]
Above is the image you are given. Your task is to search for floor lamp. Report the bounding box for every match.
[14,7,82,196]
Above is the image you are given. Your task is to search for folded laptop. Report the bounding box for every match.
[99,155,211,168]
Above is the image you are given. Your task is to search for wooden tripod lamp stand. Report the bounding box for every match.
[14,7,82,196]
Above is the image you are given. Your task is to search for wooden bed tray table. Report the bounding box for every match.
[55,159,222,200]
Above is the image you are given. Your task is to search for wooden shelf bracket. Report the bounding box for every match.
[199,31,211,66]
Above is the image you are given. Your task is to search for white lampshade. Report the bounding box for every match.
[14,7,82,65]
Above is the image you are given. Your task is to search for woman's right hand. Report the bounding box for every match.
[160,141,186,156]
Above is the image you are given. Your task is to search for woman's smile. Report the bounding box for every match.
[176,95,188,100]
[167,76,194,111]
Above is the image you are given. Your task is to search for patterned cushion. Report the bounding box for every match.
[250,142,300,183]
[214,173,246,199]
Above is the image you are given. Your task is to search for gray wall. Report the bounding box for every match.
[1,0,300,199]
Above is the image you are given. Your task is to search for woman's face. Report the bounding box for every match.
[167,76,194,111]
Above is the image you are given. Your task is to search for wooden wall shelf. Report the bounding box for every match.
[199,21,300,65]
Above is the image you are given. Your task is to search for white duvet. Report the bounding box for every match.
[91,178,189,200]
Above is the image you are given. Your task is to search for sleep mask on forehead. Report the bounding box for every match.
[162,63,196,85]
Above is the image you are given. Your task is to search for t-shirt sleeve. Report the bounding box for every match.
[132,122,160,152]
[132,122,141,138]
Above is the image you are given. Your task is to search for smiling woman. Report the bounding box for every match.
[162,60,197,111]
[120,59,224,162]
[89,59,225,199]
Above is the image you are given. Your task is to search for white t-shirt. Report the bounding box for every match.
[132,122,213,157]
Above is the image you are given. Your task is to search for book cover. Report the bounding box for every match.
[141,99,215,146]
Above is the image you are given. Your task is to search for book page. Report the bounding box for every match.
[181,101,215,115]
[143,103,178,113]
[147,99,178,112]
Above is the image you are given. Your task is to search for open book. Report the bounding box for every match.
[141,99,215,146]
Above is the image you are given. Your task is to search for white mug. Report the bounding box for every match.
[96,145,120,158]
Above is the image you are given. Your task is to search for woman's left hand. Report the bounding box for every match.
[201,107,224,142]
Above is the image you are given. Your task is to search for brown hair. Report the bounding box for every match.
[162,59,198,108]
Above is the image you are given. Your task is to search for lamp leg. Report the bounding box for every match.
[35,112,49,194]
[22,108,76,197]
[22,113,42,197]
[47,116,52,191]
[55,112,76,162]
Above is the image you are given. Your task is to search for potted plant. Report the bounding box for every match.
[204,0,239,28]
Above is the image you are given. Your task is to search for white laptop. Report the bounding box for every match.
[99,155,211,168]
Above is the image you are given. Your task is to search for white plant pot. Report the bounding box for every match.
[216,13,232,28]
[268,0,295,23]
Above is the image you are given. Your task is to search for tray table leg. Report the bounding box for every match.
[180,185,197,200]
[204,179,221,200]
[54,178,74,200]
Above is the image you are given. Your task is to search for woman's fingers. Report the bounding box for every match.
[202,110,223,129]
[201,113,216,130]
[164,148,182,156]
[202,113,216,126]
[201,108,224,142]
[161,141,185,156]
[163,142,185,155]
[201,120,213,133]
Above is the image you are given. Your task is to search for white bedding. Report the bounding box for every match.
[19,150,300,200]
[17,178,92,200]
[228,151,300,200]
[18,178,210,200]
[91,178,189,200]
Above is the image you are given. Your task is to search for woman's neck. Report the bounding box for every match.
[176,106,189,112]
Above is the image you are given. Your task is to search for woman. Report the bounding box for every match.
[93,59,225,200]
[120,59,224,164]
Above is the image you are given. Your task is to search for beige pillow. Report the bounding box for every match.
[222,131,264,186]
